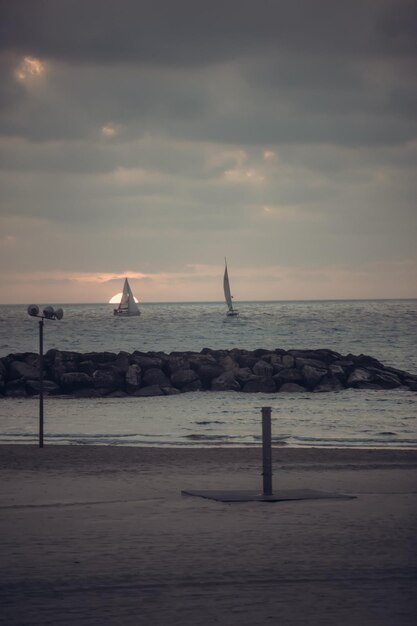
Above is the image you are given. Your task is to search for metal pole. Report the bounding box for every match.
[262,406,272,495]
[39,318,44,448]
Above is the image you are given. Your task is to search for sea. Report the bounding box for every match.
[0,300,416,448]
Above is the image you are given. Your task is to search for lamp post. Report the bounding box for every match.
[27,305,63,448]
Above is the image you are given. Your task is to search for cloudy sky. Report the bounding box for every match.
[0,0,416,304]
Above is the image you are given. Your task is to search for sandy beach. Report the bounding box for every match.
[1,445,416,625]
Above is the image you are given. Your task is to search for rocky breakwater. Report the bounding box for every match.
[1,347,416,398]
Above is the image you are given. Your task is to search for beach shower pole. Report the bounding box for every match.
[262,406,273,496]
[27,305,63,448]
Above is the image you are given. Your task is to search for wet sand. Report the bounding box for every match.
[1,445,416,625]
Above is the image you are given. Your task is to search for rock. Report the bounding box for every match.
[329,363,347,381]
[113,352,131,373]
[125,364,142,391]
[253,348,271,358]
[131,353,163,371]
[269,355,285,373]
[47,350,81,366]
[162,386,181,395]
[290,349,341,364]
[253,360,274,377]
[302,364,327,388]
[274,368,304,385]
[295,357,327,370]
[347,368,373,387]
[78,360,95,376]
[211,372,240,391]
[278,383,307,392]
[61,372,93,392]
[242,377,276,393]
[367,368,402,389]
[1,347,415,397]
[143,367,170,387]
[92,369,123,391]
[234,367,257,384]
[353,382,384,390]
[171,368,201,390]
[5,379,27,397]
[9,361,40,381]
[236,355,259,369]
[314,375,344,392]
[132,385,165,397]
[219,355,238,371]
[26,380,61,395]
[167,355,190,374]
[82,351,117,364]
[282,354,295,369]
[192,363,224,388]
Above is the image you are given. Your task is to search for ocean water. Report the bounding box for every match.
[0,299,416,448]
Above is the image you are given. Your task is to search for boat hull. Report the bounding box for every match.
[113,309,140,317]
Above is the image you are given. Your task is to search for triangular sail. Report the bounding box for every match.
[116,278,140,316]
[223,260,235,313]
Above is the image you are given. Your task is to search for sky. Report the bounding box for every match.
[0,0,416,304]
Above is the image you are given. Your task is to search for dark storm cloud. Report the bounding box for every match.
[1,0,416,63]
[0,0,416,148]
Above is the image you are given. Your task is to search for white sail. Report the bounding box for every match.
[223,259,238,316]
[114,278,140,316]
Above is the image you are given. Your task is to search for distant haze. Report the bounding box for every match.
[0,0,416,304]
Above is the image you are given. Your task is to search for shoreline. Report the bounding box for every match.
[1,443,417,471]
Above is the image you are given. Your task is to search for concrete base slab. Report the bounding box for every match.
[181,488,356,502]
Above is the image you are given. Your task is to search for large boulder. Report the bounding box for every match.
[92,368,123,391]
[26,379,61,395]
[234,367,257,385]
[192,363,224,388]
[347,368,373,387]
[279,383,307,393]
[282,354,295,369]
[167,355,191,375]
[171,368,202,391]
[60,372,93,392]
[131,353,163,371]
[274,368,304,386]
[5,379,27,397]
[78,360,95,376]
[113,352,131,373]
[253,360,274,377]
[242,377,276,393]
[219,355,238,371]
[9,361,40,381]
[142,367,170,387]
[132,385,165,397]
[367,368,402,389]
[302,364,327,388]
[314,375,344,392]
[295,357,327,370]
[236,354,259,370]
[211,372,240,391]
[125,364,142,392]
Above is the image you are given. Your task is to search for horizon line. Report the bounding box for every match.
[1,297,416,306]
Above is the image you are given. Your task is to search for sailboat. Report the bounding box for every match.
[223,258,239,317]
[113,278,141,316]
